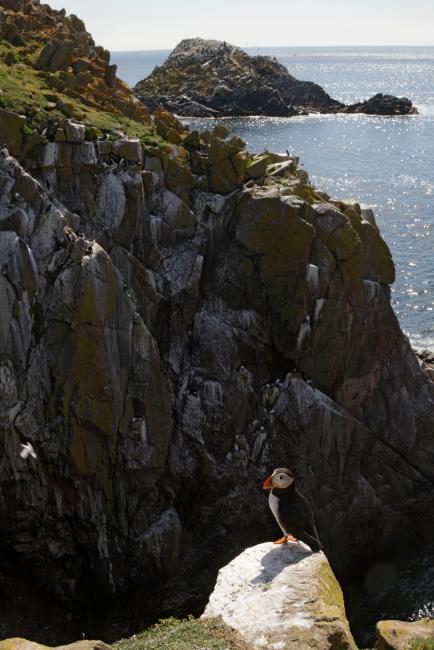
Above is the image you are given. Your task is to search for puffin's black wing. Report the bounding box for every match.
[280,488,323,552]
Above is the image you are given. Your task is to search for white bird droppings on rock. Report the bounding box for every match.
[202,541,358,650]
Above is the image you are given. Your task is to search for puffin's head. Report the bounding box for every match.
[262,467,294,490]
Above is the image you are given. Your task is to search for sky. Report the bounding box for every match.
[48,0,434,51]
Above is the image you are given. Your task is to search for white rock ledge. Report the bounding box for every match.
[202,541,358,650]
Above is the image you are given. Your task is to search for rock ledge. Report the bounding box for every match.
[376,618,434,650]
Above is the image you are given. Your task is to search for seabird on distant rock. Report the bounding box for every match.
[262,467,323,551]
[20,442,37,459]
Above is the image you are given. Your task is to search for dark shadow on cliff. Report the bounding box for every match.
[344,532,434,647]
[250,544,312,585]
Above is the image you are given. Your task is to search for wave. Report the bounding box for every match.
[417,103,434,116]
[407,333,434,352]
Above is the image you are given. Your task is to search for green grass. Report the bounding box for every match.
[0,45,164,147]
[406,641,434,650]
[113,617,248,650]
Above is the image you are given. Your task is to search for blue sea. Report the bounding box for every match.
[113,46,434,350]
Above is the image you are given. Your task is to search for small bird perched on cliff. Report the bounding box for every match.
[262,467,323,552]
[19,442,37,460]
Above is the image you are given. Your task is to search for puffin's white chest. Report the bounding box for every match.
[268,491,287,534]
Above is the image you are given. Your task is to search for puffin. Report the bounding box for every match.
[262,467,323,552]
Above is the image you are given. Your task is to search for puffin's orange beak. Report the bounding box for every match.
[262,475,273,490]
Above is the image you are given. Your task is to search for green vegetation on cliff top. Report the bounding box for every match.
[0,40,161,146]
[113,617,248,650]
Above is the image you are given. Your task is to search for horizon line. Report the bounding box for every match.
[111,43,434,53]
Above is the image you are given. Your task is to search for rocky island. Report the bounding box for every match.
[0,1,432,649]
[133,38,417,117]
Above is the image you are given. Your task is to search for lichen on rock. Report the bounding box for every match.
[376,619,434,650]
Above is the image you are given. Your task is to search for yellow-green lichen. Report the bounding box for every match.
[315,562,358,649]
[0,640,51,650]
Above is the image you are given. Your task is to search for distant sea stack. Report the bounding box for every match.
[133,38,417,117]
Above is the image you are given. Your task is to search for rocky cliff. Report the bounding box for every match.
[133,38,417,117]
[0,2,433,646]
[0,0,149,125]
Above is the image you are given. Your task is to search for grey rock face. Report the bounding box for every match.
[0,129,432,643]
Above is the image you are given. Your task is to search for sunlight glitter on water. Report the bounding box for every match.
[113,45,434,350]
[186,111,434,351]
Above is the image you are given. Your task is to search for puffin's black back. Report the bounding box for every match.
[270,482,323,552]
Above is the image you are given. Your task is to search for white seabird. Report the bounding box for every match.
[20,442,37,459]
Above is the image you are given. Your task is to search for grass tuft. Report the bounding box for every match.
[406,640,434,650]
[113,616,249,650]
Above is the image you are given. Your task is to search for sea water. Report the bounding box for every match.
[113,46,434,350]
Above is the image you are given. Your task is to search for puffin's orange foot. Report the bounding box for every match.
[286,534,298,542]
[273,536,288,544]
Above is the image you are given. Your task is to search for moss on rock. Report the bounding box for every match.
[376,619,434,650]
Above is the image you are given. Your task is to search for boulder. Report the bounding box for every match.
[215,127,241,142]
[160,189,196,231]
[13,171,42,202]
[97,140,112,156]
[154,106,185,140]
[105,64,117,87]
[245,154,269,180]
[112,139,143,163]
[375,619,434,650]
[72,58,90,75]
[182,129,201,148]
[64,121,86,144]
[267,159,297,178]
[0,641,111,650]
[165,158,196,204]
[35,40,75,72]
[209,157,239,194]
[359,220,395,284]
[209,135,245,165]
[56,100,79,118]
[203,542,357,650]
[0,108,25,155]
[207,133,248,193]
